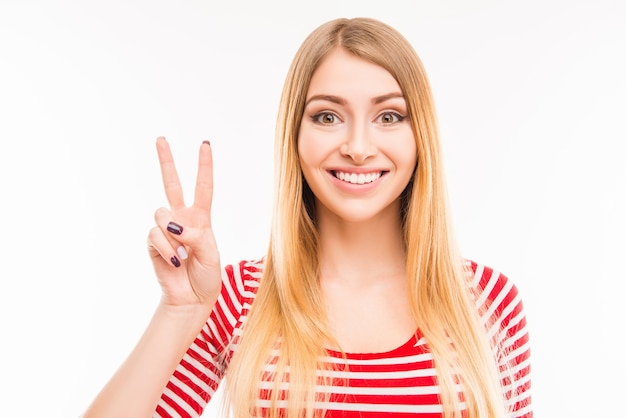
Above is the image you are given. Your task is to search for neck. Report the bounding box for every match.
[316,201,406,284]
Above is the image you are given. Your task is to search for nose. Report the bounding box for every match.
[340,123,376,164]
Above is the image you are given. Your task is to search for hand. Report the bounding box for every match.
[147,137,222,308]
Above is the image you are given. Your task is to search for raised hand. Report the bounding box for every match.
[148,137,222,308]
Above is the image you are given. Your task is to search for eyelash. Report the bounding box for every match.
[311,112,340,125]
[310,111,407,125]
[377,111,407,124]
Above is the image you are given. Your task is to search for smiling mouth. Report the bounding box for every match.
[332,170,385,185]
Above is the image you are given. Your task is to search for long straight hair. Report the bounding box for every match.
[224,17,508,418]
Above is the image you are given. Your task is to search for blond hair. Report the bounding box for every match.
[224,17,508,418]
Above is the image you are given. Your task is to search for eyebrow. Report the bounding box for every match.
[305,92,405,107]
[372,92,405,104]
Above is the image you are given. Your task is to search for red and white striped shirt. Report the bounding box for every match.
[154,259,532,417]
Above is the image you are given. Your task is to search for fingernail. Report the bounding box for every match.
[171,256,181,268]
[202,140,211,146]
[177,245,188,260]
[167,221,183,235]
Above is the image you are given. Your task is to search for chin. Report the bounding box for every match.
[323,201,400,225]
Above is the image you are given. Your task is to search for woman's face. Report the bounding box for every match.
[298,48,417,224]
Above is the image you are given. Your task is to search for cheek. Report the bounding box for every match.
[297,134,311,171]
[297,135,318,187]
[389,135,418,172]
[298,131,330,172]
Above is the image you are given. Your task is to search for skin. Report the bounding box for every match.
[299,48,418,353]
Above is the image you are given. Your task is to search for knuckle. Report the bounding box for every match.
[153,207,169,222]
[147,226,161,242]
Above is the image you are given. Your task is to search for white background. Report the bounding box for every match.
[1,0,625,416]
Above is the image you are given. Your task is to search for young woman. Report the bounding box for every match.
[83,17,531,418]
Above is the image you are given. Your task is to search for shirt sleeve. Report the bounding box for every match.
[153,259,263,418]
[469,261,533,418]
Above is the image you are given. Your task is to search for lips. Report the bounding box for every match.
[332,170,385,185]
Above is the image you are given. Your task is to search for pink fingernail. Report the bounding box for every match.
[177,246,188,260]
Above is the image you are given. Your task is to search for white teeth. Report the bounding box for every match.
[334,171,382,185]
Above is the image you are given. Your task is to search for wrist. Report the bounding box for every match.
[156,299,214,325]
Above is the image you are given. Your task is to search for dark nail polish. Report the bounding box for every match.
[171,256,181,268]
[167,221,183,235]
[202,140,211,146]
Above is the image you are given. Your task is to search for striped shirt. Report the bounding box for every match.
[154,259,532,417]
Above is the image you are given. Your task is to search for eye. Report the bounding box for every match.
[312,112,340,125]
[377,111,406,124]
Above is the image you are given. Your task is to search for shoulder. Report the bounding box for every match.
[223,258,265,286]
[464,260,533,415]
[463,259,527,336]
[205,258,265,352]
[464,259,522,307]
[221,257,264,306]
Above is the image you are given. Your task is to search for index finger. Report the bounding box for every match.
[193,140,213,211]
[156,136,186,210]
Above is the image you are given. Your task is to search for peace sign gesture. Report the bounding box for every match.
[148,137,222,308]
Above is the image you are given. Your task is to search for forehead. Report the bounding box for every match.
[306,48,402,100]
